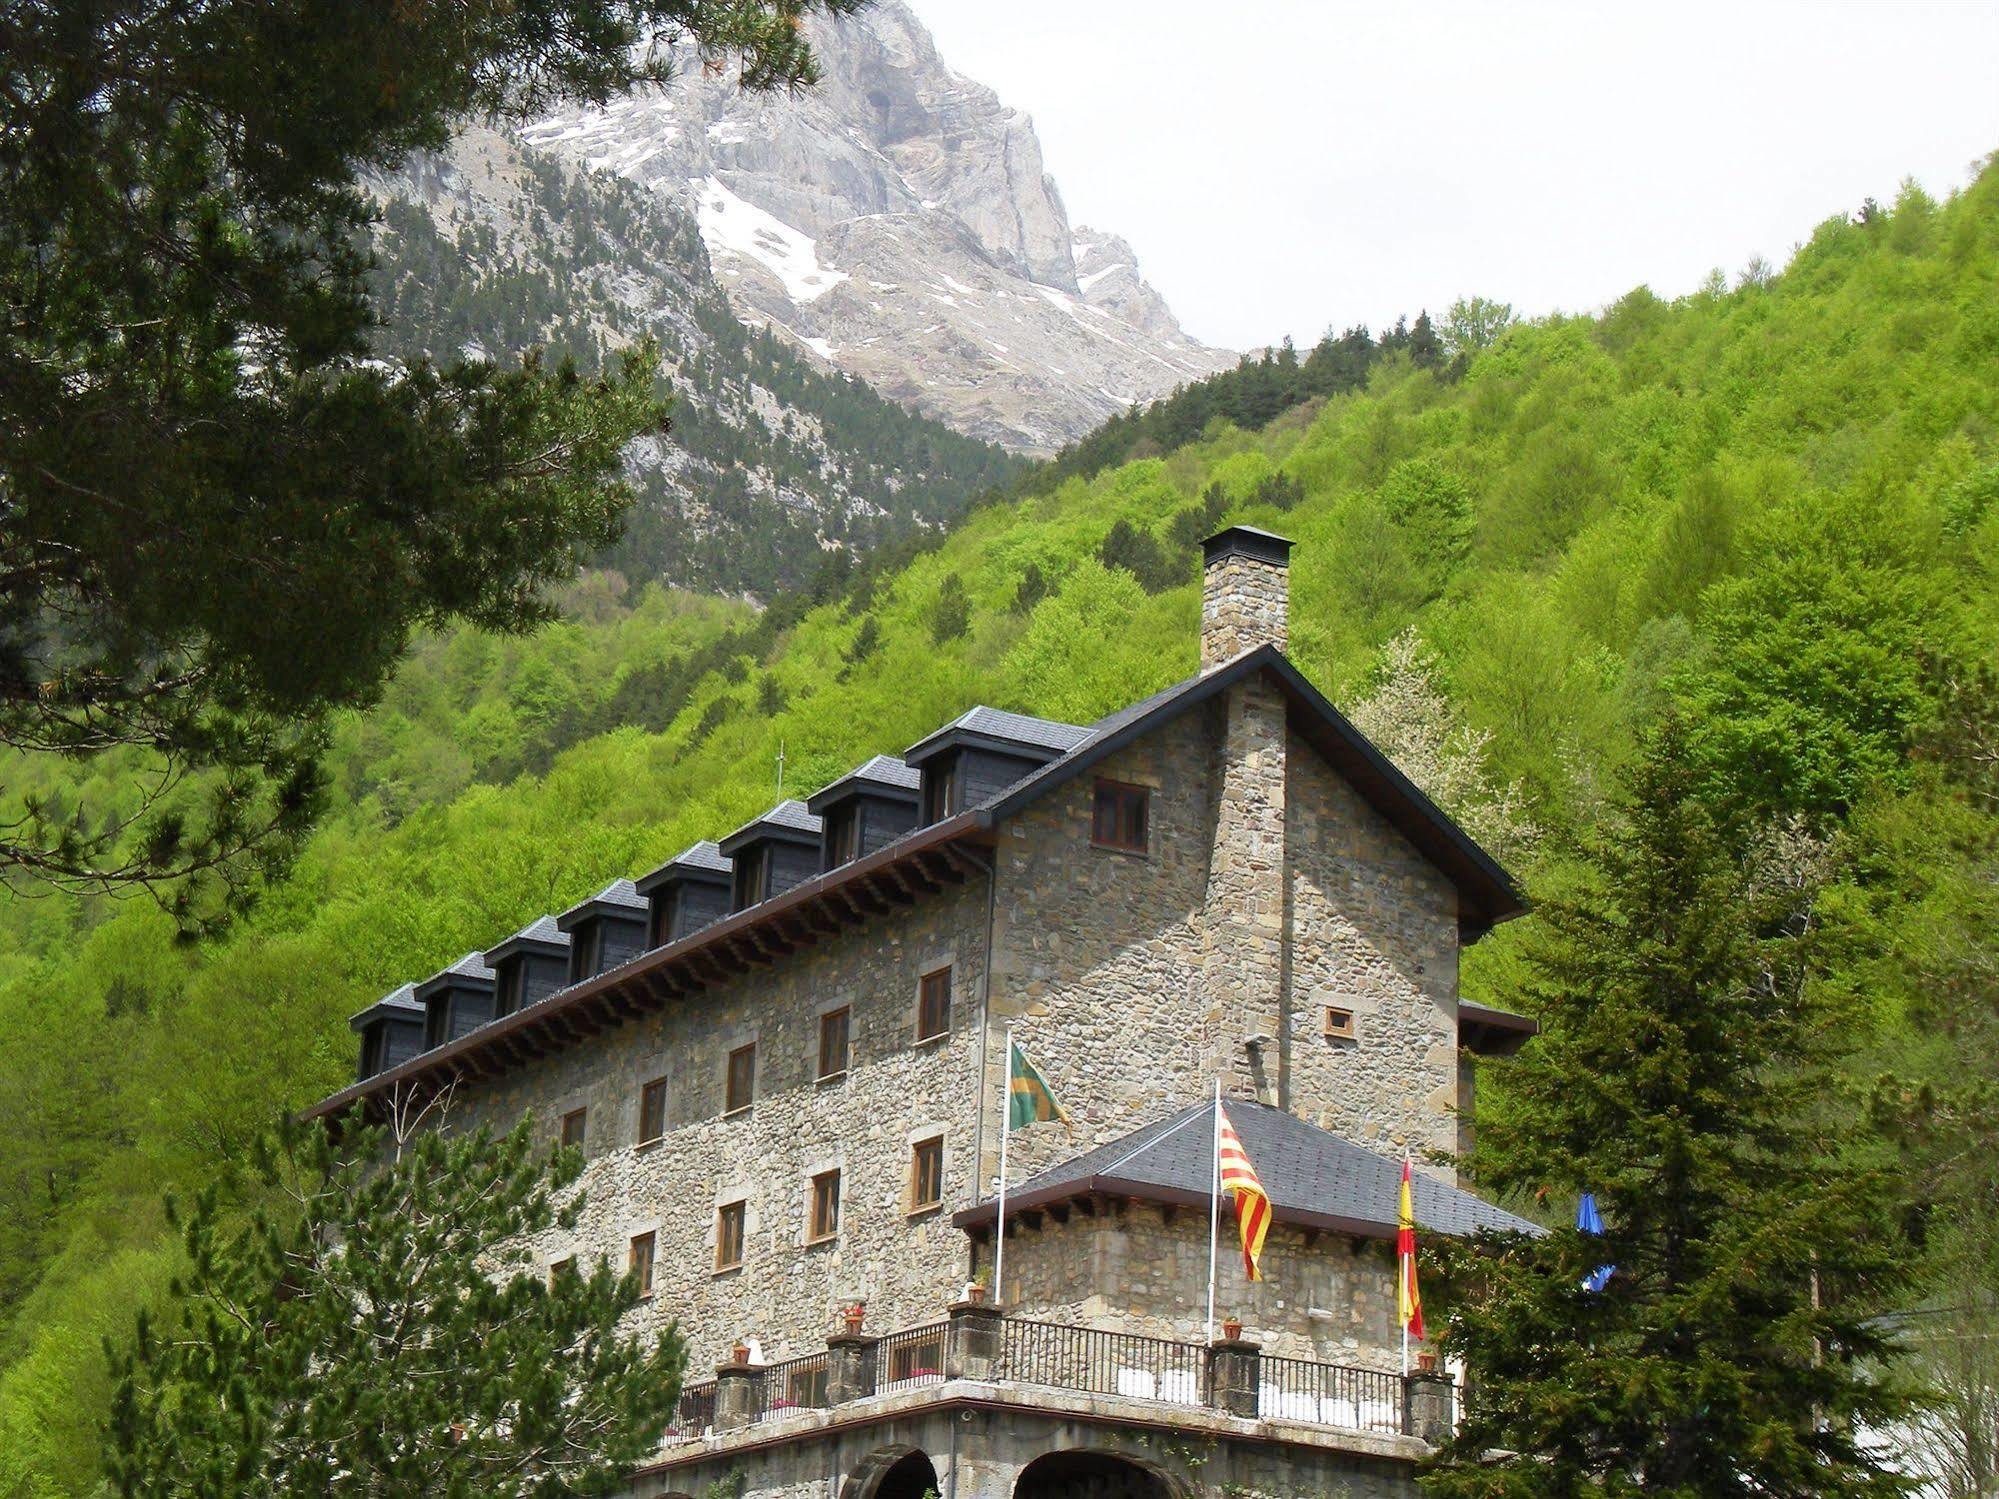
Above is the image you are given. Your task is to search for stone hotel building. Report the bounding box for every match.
[314,528,1540,1499]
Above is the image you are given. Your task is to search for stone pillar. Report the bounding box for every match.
[1200,526,1292,670]
[1202,671,1288,1102]
[825,1333,878,1404]
[1206,1336,1262,1420]
[1403,1372,1455,1444]
[713,1359,759,1433]
[945,1300,1004,1381]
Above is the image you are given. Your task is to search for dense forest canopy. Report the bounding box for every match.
[0,161,1995,1492]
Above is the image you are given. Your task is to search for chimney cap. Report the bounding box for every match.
[1202,525,1294,567]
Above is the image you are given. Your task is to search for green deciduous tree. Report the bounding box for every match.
[106,1110,683,1498]
[0,0,856,920]
[1424,724,1913,1499]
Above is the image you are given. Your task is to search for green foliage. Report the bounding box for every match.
[106,1113,683,1496]
[1425,726,1913,1498]
[930,574,972,645]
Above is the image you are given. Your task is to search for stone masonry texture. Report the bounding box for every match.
[1201,552,1289,669]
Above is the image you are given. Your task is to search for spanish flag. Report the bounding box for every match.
[1007,1039,1068,1130]
[1398,1157,1425,1341]
[1216,1104,1270,1282]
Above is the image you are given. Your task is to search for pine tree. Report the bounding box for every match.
[931,573,972,644]
[1410,310,1445,370]
[1424,722,1914,1499]
[106,1114,684,1497]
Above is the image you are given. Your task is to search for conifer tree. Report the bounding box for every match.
[1424,721,1914,1499]
[106,1113,683,1498]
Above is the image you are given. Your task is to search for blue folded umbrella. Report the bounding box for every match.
[1577,1191,1615,1293]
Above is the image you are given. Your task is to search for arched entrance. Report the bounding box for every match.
[841,1446,941,1499]
[1014,1450,1175,1499]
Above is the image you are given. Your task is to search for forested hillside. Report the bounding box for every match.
[371,127,1021,596]
[3,166,1997,1493]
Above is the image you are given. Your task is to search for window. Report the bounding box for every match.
[628,1231,656,1299]
[647,891,674,950]
[494,960,525,1018]
[923,758,959,822]
[817,1007,851,1079]
[561,1107,587,1150]
[826,807,860,867]
[909,1136,944,1213]
[548,1255,575,1288]
[733,845,770,909]
[1323,1005,1357,1041]
[638,1077,668,1144]
[1092,779,1150,853]
[571,922,604,982]
[715,1201,746,1272]
[916,967,952,1042]
[808,1169,842,1243]
[725,1044,756,1114]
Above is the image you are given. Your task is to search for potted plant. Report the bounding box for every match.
[964,1269,990,1304]
[1417,1350,1439,1374]
[1221,1317,1243,1342]
[841,1301,865,1334]
[731,1339,750,1366]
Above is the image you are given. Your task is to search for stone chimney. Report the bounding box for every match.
[1200,527,1293,670]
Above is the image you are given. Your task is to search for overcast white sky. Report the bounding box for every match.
[915,1,1999,351]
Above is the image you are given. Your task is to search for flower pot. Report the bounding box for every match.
[841,1303,865,1334]
[966,1283,987,1304]
[1417,1351,1439,1373]
[1221,1318,1242,1342]
[731,1341,750,1365]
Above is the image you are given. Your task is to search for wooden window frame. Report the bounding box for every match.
[571,921,604,983]
[1323,1005,1358,1041]
[1091,778,1151,855]
[647,891,674,950]
[807,1169,842,1244]
[494,959,525,1018]
[817,1006,851,1080]
[628,1231,656,1300]
[908,1135,944,1215]
[638,1077,668,1145]
[714,1201,746,1273]
[724,1043,756,1115]
[916,965,952,1043]
[923,758,958,823]
[560,1107,587,1151]
[734,845,770,909]
[827,807,861,868]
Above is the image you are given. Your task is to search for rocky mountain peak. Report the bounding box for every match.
[517,0,1230,453]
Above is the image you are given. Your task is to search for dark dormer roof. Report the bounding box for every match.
[634,839,733,896]
[412,951,494,1001]
[349,981,423,1030]
[717,798,822,855]
[805,754,921,813]
[485,913,570,966]
[954,1097,1539,1242]
[555,878,648,931]
[1203,524,1294,566]
[902,705,1092,768]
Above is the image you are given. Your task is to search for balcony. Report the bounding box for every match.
[660,1304,1452,1451]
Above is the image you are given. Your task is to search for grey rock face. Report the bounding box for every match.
[516,1,1232,453]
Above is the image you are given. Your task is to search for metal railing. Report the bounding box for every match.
[996,1318,1207,1406]
[1258,1354,1402,1434]
[754,1351,830,1419]
[665,1380,715,1440]
[877,1320,947,1391]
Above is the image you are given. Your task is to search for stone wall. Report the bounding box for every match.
[1201,553,1290,668]
[995,1202,1409,1371]
[449,879,993,1371]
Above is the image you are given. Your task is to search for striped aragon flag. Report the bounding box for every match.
[1006,1039,1068,1130]
[1398,1157,1425,1341]
[1216,1104,1270,1282]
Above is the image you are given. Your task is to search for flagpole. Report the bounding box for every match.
[1400,1154,1411,1379]
[1205,1077,1222,1343]
[994,1027,1012,1305]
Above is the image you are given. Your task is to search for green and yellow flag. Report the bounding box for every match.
[1007,1038,1067,1130]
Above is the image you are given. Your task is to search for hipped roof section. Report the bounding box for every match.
[307,648,1525,1123]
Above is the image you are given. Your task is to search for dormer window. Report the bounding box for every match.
[556,880,649,982]
[718,801,822,913]
[826,806,861,867]
[493,960,526,1018]
[923,756,959,822]
[637,841,734,947]
[733,845,771,910]
[570,923,605,984]
[807,756,921,871]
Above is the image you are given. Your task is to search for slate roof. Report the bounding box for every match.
[635,839,733,895]
[806,754,921,813]
[957,1098,1539,1242]
[719,797,822,851]
[413,950,494,1001]
[348,981,423,1028]
[485,913,570,965]
[904,705,1094,763]
[557,878,647,925]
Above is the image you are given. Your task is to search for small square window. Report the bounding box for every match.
[638,1077,668,1144]
[715,1201,746,1272]
[917,967,952,1042]
[1092,780,1150,854]
[808,1169,842,1243]
[725,1044,756,1114]
[629,1231,656,1299]
[561,1107,587,1150]
[909,1136,944,1214]
[818,1007,851,1080]
[1323,1006,1357,1041]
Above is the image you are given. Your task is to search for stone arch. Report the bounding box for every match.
[1014,1449,1182,1499]
[840,1445,942,1499]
